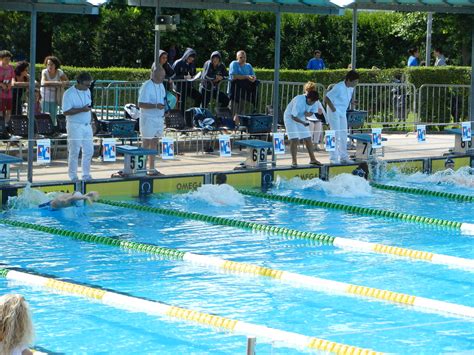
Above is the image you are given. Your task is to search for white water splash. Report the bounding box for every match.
[394,167,474,189]
[7,184,60,209]
[275,174,372,198]
[186,184,245,206]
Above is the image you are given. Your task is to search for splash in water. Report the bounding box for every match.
[274,174,372,198]
[7,184,60,209]
[397,166,474,189]
[186,184,245,206]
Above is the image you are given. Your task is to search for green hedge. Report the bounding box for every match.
[33,65,471,87]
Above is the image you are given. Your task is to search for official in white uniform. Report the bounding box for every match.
[62,72,93,182]
[138,63,166,176]
[324,70,359,164]
[283,89,322,167]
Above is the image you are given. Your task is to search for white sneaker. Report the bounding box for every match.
[82,175,93,182]
[330,159,340,165]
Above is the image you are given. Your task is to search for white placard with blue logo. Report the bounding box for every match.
[371,128,382,149]
[37,139,51,164]
[324,130,336,151]
[162,137,175,160]
[102,138,116,162]
[416,125,426,143]
[218,135,232,157]
[461,121,472,142]
[273,133,285,155]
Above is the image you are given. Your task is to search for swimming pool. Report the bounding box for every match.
[1,172,473,354]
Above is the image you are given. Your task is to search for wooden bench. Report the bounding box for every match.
[348,133,387,160]
[114,145,157,177]
[446,128,473,154]
[234,139,273,169]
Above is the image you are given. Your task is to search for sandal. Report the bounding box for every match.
[147,169,164,176]
[309,160,322,166]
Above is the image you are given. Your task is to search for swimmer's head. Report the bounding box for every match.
[215,173,227,185]
[445,158,455,170]
[352,162,369,180]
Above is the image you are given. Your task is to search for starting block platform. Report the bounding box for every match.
[446,128,472,154]
[0,153,22,183]
[114,145,157,177]
[234,140,273,169]
[348,133,387,160]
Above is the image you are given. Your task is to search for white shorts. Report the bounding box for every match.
[140,113,164,139]
[284,115,311,140]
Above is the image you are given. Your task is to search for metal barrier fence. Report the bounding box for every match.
[417,84,471,127]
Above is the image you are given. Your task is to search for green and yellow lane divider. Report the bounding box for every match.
[92,203,474,271]
[0,267,381,354]
[238,190,474,235]
[3,219,474,319]
[370,182,474,202]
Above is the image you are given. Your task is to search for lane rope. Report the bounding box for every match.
[370,182,474,203]
[237,189,474,235]
[0,267,381,354]
[91,202,474,271]
[2,219,473,318]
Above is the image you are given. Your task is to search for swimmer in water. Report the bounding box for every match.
[351,162,369,180]
[38,191,99,210]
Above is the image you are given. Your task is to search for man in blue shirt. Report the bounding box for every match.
[306,50,326,71]
[228,50,258,125]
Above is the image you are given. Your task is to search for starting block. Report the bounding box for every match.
[0,153,22,183]
[114,145,157,177]
[348,133,387,160]
[234,140,273,169]
[446,128,473,154]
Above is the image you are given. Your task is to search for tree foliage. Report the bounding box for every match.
[0,3,472,69]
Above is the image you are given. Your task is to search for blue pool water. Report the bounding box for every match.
[1,172,473,354]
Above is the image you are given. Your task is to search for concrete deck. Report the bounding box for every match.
[12,133,466,183]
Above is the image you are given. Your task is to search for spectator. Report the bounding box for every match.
[158,49,175,91]
[0,294,34,355]
[0,50,15,127]
[434,48,447,66]
[283,84,322,168]
[172,48,202,113]
[324,70,359,164]
[228,50,258,125]
[34,89,42,115]
[41,56,68,125]
[138,63,166,176]
[407,47,420,67]
[167,44,178,65]
[12,61,30,116]
[200,51,229,109]
[62,71,93,182]
[306,50,326,71]
[304,81,325,151]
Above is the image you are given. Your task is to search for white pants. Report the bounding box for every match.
[309,120,322,144]
[67,121,93,180]
[327,109,348,162]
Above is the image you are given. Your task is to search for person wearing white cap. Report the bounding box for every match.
[138,63,167,176]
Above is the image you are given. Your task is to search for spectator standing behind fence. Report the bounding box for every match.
[200,51,230,109]
[228,50,258,125]
[434,48,447,66]
[306,50,326,71]
[0,294,34,355]
[41,56,68,126]
[12,61,30,116]
[304,81,325,151]
[407,47,420,67]
[324,70,359,164]
[138,63,166,176]
[172,48,202,113]
[62,71,93,182]
[0,50,15,128]
[283,85,322,168]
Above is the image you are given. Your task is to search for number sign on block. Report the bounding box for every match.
[416,125,426,143]
[324,130,336,152]
[273,133,285,155]
[37,139,51,164]
[371,128,382,149]
[162,137,175,160]
[462,122,472,142]
[219,135,231,157]
[102,138,116,162]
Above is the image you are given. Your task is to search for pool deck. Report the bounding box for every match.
[13,133,468,183]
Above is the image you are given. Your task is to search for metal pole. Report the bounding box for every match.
[27,5,37,182]
[425,13,433,66]
[351,8,358,70]
[246,337,256,355]
[154,0,161,66]
[271,11,281,167]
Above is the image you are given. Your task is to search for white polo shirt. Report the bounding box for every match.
[62,86,92,125]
